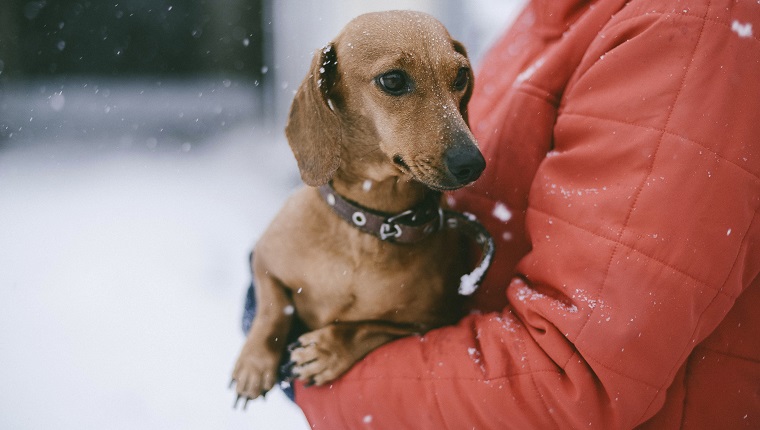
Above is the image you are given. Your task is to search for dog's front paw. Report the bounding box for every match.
[286,325,356,386]
[231,348,280,408]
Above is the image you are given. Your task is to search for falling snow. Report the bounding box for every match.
[731,20,753,38]
[49,92,65,111]
[492,202,512,223]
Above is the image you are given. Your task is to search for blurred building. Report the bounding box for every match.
[0,0,266,78]
[0,0,523,136]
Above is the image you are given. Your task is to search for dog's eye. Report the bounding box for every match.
[376,71,410,96]
[453,68,469,91]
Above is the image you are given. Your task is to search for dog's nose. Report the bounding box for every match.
[445,145,486,184]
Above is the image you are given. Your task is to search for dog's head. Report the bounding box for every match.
[285,10,485,191]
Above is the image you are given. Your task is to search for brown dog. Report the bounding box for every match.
[231,10,485,405]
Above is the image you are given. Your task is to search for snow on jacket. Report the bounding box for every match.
[295,0,760,428]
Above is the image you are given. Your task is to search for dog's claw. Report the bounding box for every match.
[243,397,251,410]
[287,340,302,352]
[280,360,296,378]
[304,378,315,387]
[233,394,242,409]
[229,378,236,389]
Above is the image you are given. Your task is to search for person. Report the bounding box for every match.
[290,0,760,428]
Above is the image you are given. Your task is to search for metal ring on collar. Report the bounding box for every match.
[352,211,367,226]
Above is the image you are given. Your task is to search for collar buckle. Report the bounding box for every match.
[379,222,403,241]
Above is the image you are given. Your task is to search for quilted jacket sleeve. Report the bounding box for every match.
[295,2,760,429]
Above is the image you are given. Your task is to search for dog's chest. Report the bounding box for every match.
[290,230,456,328]
[261,188,461,328]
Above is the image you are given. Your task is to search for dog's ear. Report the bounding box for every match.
[452,40,475,127]
[285,43,342,186]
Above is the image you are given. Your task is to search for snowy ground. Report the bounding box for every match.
[0,79,309,429]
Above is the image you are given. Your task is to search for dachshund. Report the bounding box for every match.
[231,10,485,406]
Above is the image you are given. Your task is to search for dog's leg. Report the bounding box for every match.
[232,270,293,404]
[287,321,422,386]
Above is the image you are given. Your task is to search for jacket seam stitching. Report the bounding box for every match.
[666,205,760,427]
[604,8,760,45]
[583,353,660,390]
[696,344,760,364]
[526,206,736,300]
[562,0,711,424]
[526,359,563,430]
[678,206,760,362]
[636,160,760,427]
[629,3,714,424]
[700,15,760,44]
[559,112,760,183]
[430,380,451,430]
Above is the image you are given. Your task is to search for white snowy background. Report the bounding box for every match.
[0,1,524,429]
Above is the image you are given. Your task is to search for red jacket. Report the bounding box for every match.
[296,0,760,428]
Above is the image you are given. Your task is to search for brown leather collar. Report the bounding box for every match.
[317,182,495,295]
[318,182,443,244]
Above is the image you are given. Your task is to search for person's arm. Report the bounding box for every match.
[294,4,760,428]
